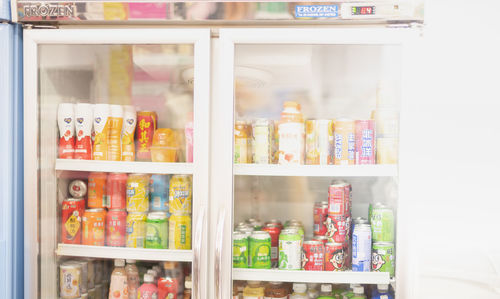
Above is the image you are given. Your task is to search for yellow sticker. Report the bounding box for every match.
[65,213,80,238]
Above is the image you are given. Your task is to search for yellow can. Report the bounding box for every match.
[168,214,191,250]
[126,212,147,248]
[169,175,192,215]
[126,174,150,212]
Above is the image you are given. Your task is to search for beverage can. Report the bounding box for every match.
[262,224,281,268]
[74,103,93,160]
[278,229,302,270]
[145,212,169,249]
[169,175,192,215]
[265,219,283,230]
[333,118,355,165]
[234,120,252,164]
[302,241,325,271]
[60,261,81,299]
[249,231,272,269]
[150,174,170,212]
[313,201,329,236]
[126,174,150,213]
[324,242,346,271]
[74,260,88,294]
[88,172,107,209]
[355,120,376,165]
[370,205,395,242]
[233,231,249,268]
[325,215,349,243]
[328,182,348,216]
[252,119,273,164]
[82,208,106,246]
[305,119,334,165]
[57,103,75,159]
[169,214,191,250]
[92,104,110,161]
[107,173,128,209]
[61,198,85,244]
[106,209,127,247]
[136,111,157,161]
[126,212,147,248]
[121,105,136,162]
[312,235,329,246]
[352,217,369,232]
[247,218,263,231]
[69,180,87,199]
[352,224,372,272]
[372,242,395,277]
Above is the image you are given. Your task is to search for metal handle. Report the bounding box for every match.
[215,209,226,299]
[193,206,205,299]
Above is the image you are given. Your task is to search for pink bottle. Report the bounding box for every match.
[138,273,158,299]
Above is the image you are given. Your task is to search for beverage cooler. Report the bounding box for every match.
[15,1,426,299]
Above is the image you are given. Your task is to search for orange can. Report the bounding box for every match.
[82,208,107,246]
[88,172,107,208]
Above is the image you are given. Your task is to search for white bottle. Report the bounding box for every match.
[125,259,140,299]
[290,283,308,299]
[306,283,319,299]
[353,286,366,299]
[108,259,127,299]
[319,284,333,297]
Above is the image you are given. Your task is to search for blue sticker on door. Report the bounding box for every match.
[295,5,339,18]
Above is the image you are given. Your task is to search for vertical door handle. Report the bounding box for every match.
[214,209,226,299]
[192,206,205,299]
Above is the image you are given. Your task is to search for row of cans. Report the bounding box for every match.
[60,259,110,299]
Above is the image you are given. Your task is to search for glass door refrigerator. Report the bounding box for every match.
[23,28,209,299]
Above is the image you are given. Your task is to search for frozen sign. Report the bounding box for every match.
[295,5,339,18]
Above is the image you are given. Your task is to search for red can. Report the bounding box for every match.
[263,223,281,267]
[82,208,106,246]
[136,111,157,161]
[355,119,376,165]
[302,241,324,271]
[313,201,329,235]
[61,198,85,244]
[324,242,346,271]
[325,215,348,243]
[328,182,348,216]
[106,209,127,247]
[312,235,329,246]
[106,173,128,209]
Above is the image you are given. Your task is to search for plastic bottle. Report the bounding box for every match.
[341,284,358,299]
[138,273,159,299]
[306,283,319,299]
[371,284,392,299]
[183,276,192,299]
[290,283,308,299]
[243,281,265,299]
[125,259,140,299]
[278,101,305,165]
[158,262,179,299]
[351,286,366,299]
[264,281,288,298]
[317,284,334,299]
[108,259,127,299]
[147,269,158,284]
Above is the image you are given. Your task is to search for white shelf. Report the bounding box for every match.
[56,244,193,262]
[55,159,193,174]
[232,268,390,284]
[233,164,397,177]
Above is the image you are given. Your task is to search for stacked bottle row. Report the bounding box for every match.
[59,258,191,299]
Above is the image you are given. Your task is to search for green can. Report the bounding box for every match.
[145,212,168,249]
[249,231,271,269]
[287,225,304,241]
[370,204,394,242]
[372,242,395,277]
[233,231,248,268]
[278,229,302,270]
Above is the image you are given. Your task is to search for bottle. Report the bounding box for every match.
[158,262,178,299]
[108,104,124,161]
[341,284,358,299]
[93,103,110,160]
[183,276,192,299]
[243,281,265,299]
[57,103,75,159]
[138,273,158,299]
[278,101,305,165]
[147,269,158,284]
[372,284,393,299]
[121,105,137,161]
[264,281,288,298]
[108,259,127,299]
[290,283,308,299]
[125,259,140,299]
[352,286,366,299]
[317,284,334,299]
[306,283,319,299]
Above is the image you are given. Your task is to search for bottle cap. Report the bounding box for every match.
[126,259,136,264]
[147,269,157,277]
[354,286,364,294]
[378,284,389,291]
[293,283,306,293]
[321,284,332,292]
[144,274,154,283]
[114,259,125,267]
[247,281,261,286]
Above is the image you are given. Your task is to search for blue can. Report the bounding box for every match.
[149,174,170,212]
[352,224,371,272]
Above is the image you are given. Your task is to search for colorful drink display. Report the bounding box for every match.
[61,173,192,250]
[59,259,192,299]
[57,103,193,163]
[232,181,396,277]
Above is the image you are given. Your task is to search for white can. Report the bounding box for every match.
[60,261,81,299]
[352,224,372,272]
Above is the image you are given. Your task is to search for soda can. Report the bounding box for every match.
[352,217,369,232]
[60,261,81,299]
[312,235,329,246]
[169,175,192,215]
[249,231,271,269]
[69,180,87,199]
[372,242,395,277]
[313,201,329,236]
[106,173,128,209]
[370,204,395,242]
[333,118,355,165]
[74,260,88,294]
[302,241,325,271]
[234,120,252,164]
[82,208,106,246]
[252,118,273,164]
[355,120,376,165]
[325,215,348,243]
[145,211,169,249]
[328,182,348,216]
[106,209,127,247]
[287,224,304,241]
[126,173,150,213]
[352,224,372,272]
[126,212,147,248]
[232,231,249,268]
[262,224,281,268]
[88,172,107,208]
[278,229,302,270]
[169,214,191,250]
[136,111,157,161]
[324,242,346,271]
[150,174,170,212]
[238,227,254,238]
[305,119,334,165]
[61,198,85,244]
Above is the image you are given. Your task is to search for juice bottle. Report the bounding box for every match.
[243,281,265,299]
[278,101,305,165]
[158,262,178,299]
[351,286,366,299]
[122,105,137,161]
[138,273,158,299]
[183,276,192,299]
[108,259,128,299]
[306,283,319,299]
[372,284,393,299]
[93,104,110,160]
[264,281,288,299]
[317,284,334,299]
[125,259,140,299]
[57,103,75,159]
[289,283,308,299]
[74,103,93,160]
[108,104,124,161]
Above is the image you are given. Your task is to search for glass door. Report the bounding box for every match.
[23,28,209,299]
[216,28,418,299]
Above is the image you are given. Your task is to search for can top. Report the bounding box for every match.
[314,201,328,207]
[354,224,371,230]
[373,242,395,246]
[108,209,126,212]
[64,197,84,202]
[250,231,270,240]
[233,231,247,240]
[280,228,299,235]
[303,240,322,246]
[147,212,168,220]
[128,211,148,215]
[354,217,369,224]
[325,242,344,247]
[267,219,282,224]
[85,208,105,213]
[330,181,349,187]
[313,235,329,240]
[238,227,254,233]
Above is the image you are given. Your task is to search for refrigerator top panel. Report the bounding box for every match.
[14,0,424,25]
